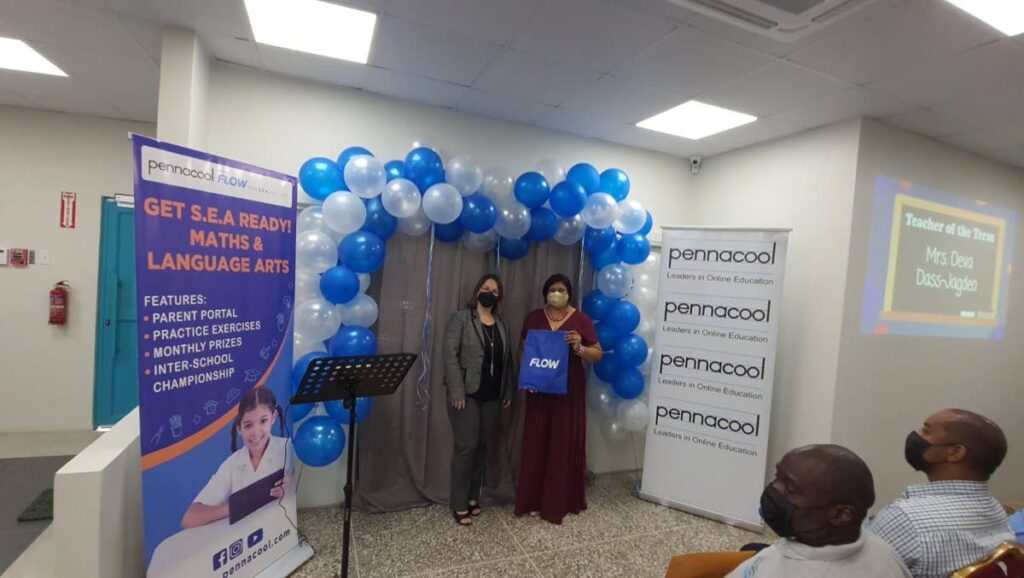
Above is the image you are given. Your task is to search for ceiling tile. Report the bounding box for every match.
[257,44,374,90]
[532,106,622,141]
[116,15,163,64]
[371,15,501,86]
[770,86,914,130]
[107,0,250,39]
[382,0,542,46]
[610,25,774,97]
[604,124,706,157]
[472,49,601,107]
[882,108,973,138]
[361,68,469,109]
[615,0,697,26]
[787,0,1000,84]
[940,120,1024,153]
[0,0,153,62]
[455,88,551,126]
[985,147,1024,169]
[927,86,1024,135]
[868,39,1024,108]
[50,0,108,10]
[558,76,685,125]
[699,61,853,118]
[697,118,805,156]
[510,0,677,74]
[204,34,262,69]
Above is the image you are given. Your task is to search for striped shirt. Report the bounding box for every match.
[867,480,1014,578]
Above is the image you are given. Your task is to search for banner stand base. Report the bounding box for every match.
[637,490,765,534]
[255,542,315,578]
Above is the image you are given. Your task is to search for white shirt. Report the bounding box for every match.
[195,436,293,506]
[727,532,912,578]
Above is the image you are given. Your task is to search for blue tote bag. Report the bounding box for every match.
[518,330,569,395]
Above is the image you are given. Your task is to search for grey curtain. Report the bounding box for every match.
[353,233,582,512]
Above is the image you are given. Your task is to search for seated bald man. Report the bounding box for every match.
[728,444,910,578]
[868,409,1013,578]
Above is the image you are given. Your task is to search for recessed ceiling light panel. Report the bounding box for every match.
[637,100,757,140]
[244,0,377,64]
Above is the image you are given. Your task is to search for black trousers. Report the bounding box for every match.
[447,397,500,512]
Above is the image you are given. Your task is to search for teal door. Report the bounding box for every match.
[94,198,138,427]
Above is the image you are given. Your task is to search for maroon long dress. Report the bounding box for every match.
[514,308,598,524]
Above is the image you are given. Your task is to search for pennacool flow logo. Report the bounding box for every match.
[668,242,777,267]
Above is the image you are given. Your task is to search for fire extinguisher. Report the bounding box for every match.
[49,281,69,325]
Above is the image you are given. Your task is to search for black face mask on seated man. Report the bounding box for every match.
[904,430,959,472]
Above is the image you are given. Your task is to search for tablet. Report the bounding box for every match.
[228,469,285,524]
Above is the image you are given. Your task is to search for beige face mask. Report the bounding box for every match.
[546,292,569,308]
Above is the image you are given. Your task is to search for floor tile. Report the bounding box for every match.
[416,556,540,577]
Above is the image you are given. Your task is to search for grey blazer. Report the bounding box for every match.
[443,309,513,403]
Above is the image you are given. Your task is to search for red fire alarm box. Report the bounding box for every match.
[10,248,28,267]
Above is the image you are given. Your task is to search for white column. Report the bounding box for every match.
[156,28,210,147]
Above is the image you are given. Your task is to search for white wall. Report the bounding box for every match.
[0,106,154,432]
[687,120,863,475]
[832,120,1024,505]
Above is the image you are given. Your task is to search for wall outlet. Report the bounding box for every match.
[37,250,51,265]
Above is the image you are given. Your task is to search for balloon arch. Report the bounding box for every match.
[288,144,660,467]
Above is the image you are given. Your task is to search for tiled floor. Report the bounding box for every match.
[0,456,72,574]
[292,471,772,577]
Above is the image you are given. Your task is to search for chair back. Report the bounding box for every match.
[665,551,755,578]
[952,542,1024,578]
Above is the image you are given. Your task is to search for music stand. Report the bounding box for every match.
[292,353,417,578]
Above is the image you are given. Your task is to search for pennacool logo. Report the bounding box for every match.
[664,299,771,323]
[655,404,761,437]
[669,242,776,267]
[660,353,765,380]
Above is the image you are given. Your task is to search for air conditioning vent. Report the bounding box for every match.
[669,0,878,40]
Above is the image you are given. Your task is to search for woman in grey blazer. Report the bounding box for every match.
[443,273,513,526]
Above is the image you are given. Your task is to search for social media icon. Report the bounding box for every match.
[229,539,243,560]
[247,528,264,548]
[212,549,228,570]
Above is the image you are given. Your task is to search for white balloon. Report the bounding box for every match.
[553,214,586,246]
[322,191,366,236]
[294,298,341,341]
[398,206,432,237]
[613,199,646,234]
[534,159,565,186]
[602,419,628,442]
[640,348,654,376]
[358,273,371,294]
[629,285,659,312]
[338,293,378,327]
[446,155,483,196]
[422,183,463,224]
[581,192,619,229]
[494,201,532,239]
[381,178,421,218]
[462,230,498,253]
[296,230,338,273]
[638,319,656,345]
[295,269,323,301]
[343,155,386,199]
[597,264,633,299]
[617,399,649,432]
[481,167,514,204]
[298,206,327,232]
[586,378,619,419]
[293,331,327,359]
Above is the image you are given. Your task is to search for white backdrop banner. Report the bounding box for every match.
[639,227,789,530]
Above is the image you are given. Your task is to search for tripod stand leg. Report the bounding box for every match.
[342,394,356,578]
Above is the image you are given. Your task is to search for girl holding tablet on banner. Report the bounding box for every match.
[181,386,294,529]
[515,274,602,524]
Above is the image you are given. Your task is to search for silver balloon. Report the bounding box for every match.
[422,183,463,224]
[294,298,341,341]
[638,319,656,346]
[295,269,323,302]
[613,199,646,234]
[617,399,649,432]
[553,214,586,246]
[322,191,366,236]
[481,167,514,204]
[297,205,327,232]
[640,348,654,376]
[494,200,532,239]
[398,206,432,237]
[581,192,619,229]
[462,230,498,253]
[381,178,421,218]
[358,273,371,294]
[597,264,633,298]
[446,155,483,197]
[602,419,628,442]
[586,378,619,419]
[293,331,327,359]
[343,155,386,199]
[534,159,565,186]
[629,285,659,313]
[338,293,379,328]
[296,229,338,273]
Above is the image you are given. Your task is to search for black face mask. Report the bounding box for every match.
[905,431,957,472]
[759,485,832,541]
[478,292,498,309]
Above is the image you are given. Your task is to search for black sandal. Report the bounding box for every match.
[453,510,472,526]
[468,501,482,517]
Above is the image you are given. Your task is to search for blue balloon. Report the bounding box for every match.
[299,157,344,201]
[514,171,550,209]
[549,181,587,217]
[525,207,558,242]
[591,242,620,271]
[289,402,315,422]
[458,194,498,234]
[612,367,644,400]
[294,415,346,467]
[596,321,623,349]
[319,265,359,305]
[638,211,653,236]
[600,168,630,201]
[330,326,378,357]
[340,231,386,273]
[606,301,641,335]
[404,147,444,192]
[582,290,619,322]
[584,226,616,253]
[498,237,529,261]
[567,163,600,196]
[338,146,374,168]
[594,352,621,383]
[433,220,464,243]
[325,396,373,425]
[361,197,398,241]
[293,351,328,390]
[615,334,648,367]
[618,233,651,265]
[384,160,405,182]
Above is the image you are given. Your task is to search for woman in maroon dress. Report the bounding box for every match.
[515,274,603,524]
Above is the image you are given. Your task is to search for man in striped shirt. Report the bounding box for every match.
[868,409,1013,578]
